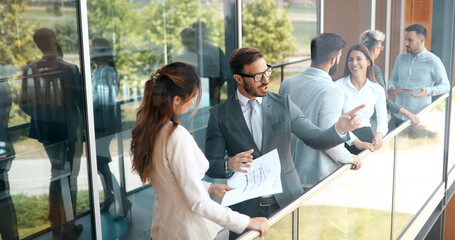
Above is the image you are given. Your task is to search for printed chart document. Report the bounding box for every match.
[221,149,282,206]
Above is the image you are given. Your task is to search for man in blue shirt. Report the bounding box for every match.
[388,24,450,130]
[279,33,362,190]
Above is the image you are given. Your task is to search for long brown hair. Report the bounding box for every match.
[342,44,376,83]
[131,62,201,184]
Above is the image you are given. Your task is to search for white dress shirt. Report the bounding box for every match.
[336,75,388,144]
[150,123,249,239]
[236,89,263,133]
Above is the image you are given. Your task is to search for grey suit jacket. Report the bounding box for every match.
[205,92,344,207]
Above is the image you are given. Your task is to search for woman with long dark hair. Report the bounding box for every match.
[336,44,388,154]
[131,62,269,239]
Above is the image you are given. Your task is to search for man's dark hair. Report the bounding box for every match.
[405,24,427,39]
[229,47,263,74]
[311,33,347,65]
[33,28,58,53]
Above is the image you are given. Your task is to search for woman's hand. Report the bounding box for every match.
[399,107,420,125]
[248,217,270,237]
[353,139,375,152]
[208,183,233,198]
[351,154,362,170]
[372,132,384,150]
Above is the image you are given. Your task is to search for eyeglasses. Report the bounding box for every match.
[236,64,273,83]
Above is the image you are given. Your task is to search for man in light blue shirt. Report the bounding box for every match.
[389,24,450,128]
[279,33,361,189]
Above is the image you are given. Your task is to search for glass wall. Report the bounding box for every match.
[0,1,93,239]
[298,139,394,240]
[1,0,455,239]
[86,0,236,239]
[242,0,316,92]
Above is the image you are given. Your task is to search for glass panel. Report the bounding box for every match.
[242,0,316,85]
[253,213,292,239]
[448,90,455,174]
[87,0,234,238]
[393,98,446,238]
[0,0,93,239]
[299,140,394,240]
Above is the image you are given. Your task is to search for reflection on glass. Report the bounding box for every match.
[87,0,234,238]
[448,91,455,173]
[90,38,132,226]
[0,1,93,238]
[0,78,19,239]
[242,0,316,92]
[394,99,446,238]
[299,140,394,240]
[19,28,84,238]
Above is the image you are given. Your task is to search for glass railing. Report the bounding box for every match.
[238,91,451,240]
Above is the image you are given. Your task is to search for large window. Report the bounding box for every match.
[86,0,236,238]
[0,1,93,239]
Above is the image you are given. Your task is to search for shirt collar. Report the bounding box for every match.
[345,75,374,90]
[416,48,428,58]
[236,88,263,107]
[304,67,332,82]
[411,47,428,58]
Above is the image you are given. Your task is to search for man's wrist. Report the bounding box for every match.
[335,123,347,136]
[225,159,233,176]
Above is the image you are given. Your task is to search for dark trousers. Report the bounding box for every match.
[228,197,280,240]
[96,134,115,201]
[43,140,81,229]
[0,172,19,240]
[209,77,222,106]
[388,114,404,132]
[345,127,374,155]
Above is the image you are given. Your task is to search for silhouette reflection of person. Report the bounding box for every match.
[91,38,131,217]
[0,79,19,240]
[19,28,83,239]
[173,27,198,68]
[192,21,233,105]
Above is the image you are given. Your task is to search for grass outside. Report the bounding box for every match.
[13,190,102,238]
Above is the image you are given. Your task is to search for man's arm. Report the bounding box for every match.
[388,58,399,90]
[426,58,450,96]
[288,96,344,150]
[319,88,353,164]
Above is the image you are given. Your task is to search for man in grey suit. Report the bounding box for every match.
[205,47,364,239]
[279,33,362,190]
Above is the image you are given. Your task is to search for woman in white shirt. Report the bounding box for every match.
[130,62,269,239]
[336,44,388,154]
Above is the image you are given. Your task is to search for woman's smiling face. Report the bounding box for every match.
[348,50,370,78]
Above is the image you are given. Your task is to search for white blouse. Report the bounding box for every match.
[335,76,388,141]
[150,123,250,240]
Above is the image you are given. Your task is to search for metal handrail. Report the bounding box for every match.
[271,58,311,82]
[238,92,451,239]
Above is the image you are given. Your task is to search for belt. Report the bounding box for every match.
[260,196,277,207]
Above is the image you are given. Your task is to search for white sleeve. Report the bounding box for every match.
[167,128,250,234]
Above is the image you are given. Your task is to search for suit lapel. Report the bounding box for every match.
[259,95,274,155]
[226,95,261,154]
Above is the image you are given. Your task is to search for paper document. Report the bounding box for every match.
[221,149,282,206]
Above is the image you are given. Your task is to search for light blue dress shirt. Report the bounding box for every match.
[279,67,352,188]
[389,48,450,121]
